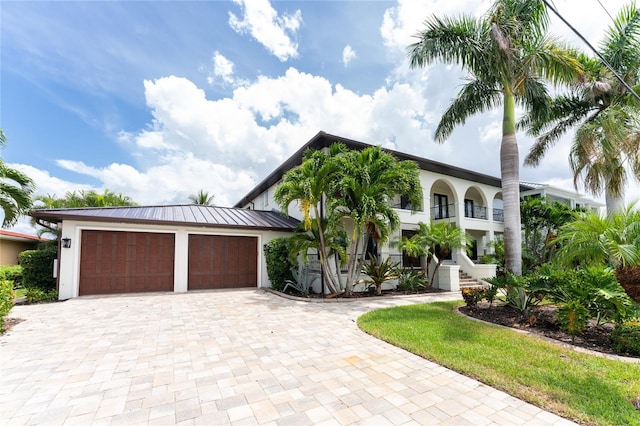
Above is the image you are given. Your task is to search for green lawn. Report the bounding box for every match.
[14,288,26,299]
[358,301,640,426]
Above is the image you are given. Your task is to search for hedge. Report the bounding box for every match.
[18,247,57,290]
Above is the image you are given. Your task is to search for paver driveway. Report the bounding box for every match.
[1,289,576,425]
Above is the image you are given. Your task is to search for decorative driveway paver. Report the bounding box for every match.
[1,290,576,425]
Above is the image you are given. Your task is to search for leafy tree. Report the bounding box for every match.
[520,197,579,270]
[399,221,469,287]
[189,190,215,206]
[407,0,583,275]
[553,203,640,304]
[523,2,640,216]
[0,129,35,227]
[329,146,422,295]
[34,189,136,238]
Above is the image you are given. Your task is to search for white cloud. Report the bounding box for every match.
[342,45,357,67]
[11,163,93,198]
[228,0,302,61]
[380,0,480,51]
[36,69,436,208]
[208,51,236,86]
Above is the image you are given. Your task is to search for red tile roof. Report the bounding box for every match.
[0,230,47,242]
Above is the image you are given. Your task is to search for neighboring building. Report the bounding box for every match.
[520,182,603,213]
[0,230,46,266]
[31,131,602,299]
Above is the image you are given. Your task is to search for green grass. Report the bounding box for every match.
[358,301,640,426]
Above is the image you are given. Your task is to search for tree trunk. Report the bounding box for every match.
[313,208,339,294]
[605,187,625,217]
[615,265,640,305]
[500,89,522,276]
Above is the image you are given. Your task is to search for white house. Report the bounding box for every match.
[32,131,602,299]
[234,131,603,291]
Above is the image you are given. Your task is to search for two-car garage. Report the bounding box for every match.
[31,205,299,300]
[78,230,259,296]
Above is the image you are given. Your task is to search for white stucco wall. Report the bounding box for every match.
[57,220,293,300]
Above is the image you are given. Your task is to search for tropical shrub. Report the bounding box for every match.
[485,272,543,315]
[611,321,640,356]
[397,269,427,292]
[461,287,486,307]
[264,238,295,292]
[557,300,590,340]
[0,280,15,331]
[25,288,58,304]
[530,266,635,324]
[360,257,399,296]
[19,247,57,290]
[0,265,23,287]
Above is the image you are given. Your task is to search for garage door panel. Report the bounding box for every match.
[80,231,175,295]
[188,235,257,290]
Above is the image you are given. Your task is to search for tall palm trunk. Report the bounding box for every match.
[605,187,625,217]
[500,89,522,276]
[312,207,340,294]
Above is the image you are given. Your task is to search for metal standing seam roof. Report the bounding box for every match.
[30,205,300,231]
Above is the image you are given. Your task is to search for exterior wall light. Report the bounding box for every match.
[61,238,72,248]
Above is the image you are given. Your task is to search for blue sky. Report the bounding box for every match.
[1,0,636,233]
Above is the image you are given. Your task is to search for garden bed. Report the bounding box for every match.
[459,302,639,359]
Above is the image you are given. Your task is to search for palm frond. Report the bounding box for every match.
[435,79,501,141]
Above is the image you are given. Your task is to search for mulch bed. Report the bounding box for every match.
[459,301,638,359]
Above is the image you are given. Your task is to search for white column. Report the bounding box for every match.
[174,230,189,293]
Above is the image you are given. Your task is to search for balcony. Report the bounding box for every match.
[493,208,504,222]
[464,205,487,220]
[391,196,422,211]
[431,204,455,220]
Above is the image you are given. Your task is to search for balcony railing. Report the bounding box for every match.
[464,206,487,220]
[431,204,455,220]
[391,199,423,211]
[493,208,504,222]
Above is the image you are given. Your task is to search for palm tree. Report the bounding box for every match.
[523,2,640,216]
[553,203,640,304]
[0,129,35,228]
[360,256,400,296]
[407,0,583,275]
[274,144,346,294]
[401,221,469,287]
[329,146,422,294]
[33,189,136,237]
[286,219,348,291]
[189,190,215,206]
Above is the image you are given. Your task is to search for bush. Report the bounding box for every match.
[0,265,23,287]
[0,280,15,332]
[530,266,635,324]
[461,287,486,307]
[25,288,58,304]
[18,248,57,290]
[397,269,427,292]
[557,300,590,339]
[611,321,640,356]
[264,238,295,292]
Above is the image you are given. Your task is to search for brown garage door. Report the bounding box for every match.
[188,235,257,290]
[79,230,175,295]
